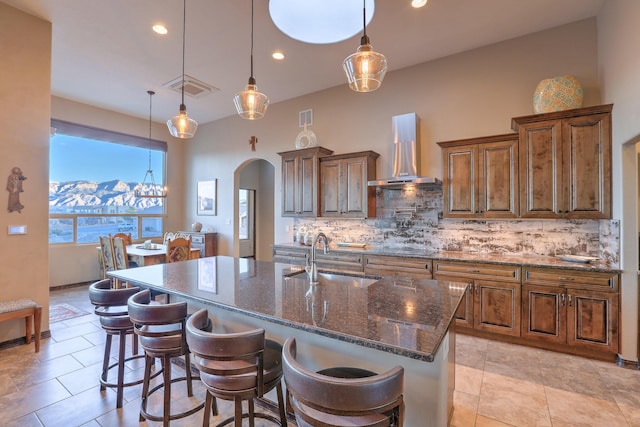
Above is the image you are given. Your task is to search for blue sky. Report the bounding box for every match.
[50,134,164,183]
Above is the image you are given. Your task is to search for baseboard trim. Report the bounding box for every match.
[616,355,640,370]
[0,331,51,351]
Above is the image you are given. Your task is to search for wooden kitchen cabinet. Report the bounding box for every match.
[438,134,518,219]
[521,267,619,355]
[320,151,379,218]
[272,245,308,265]
[512,104,612,219]
[279,146,333,217]
[364,254,432,279]
[272,245,364,272]
[433,260,522,336]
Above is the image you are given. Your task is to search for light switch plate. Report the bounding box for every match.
[8,225,27,235]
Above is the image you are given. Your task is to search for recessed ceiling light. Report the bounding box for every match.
[411,0,428,8]
[269,0,374,44]
[152,24,168,35]
[272,51,285,60]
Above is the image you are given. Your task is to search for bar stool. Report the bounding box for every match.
[282,337,405,427]
[88,279,145,408]
[186,308,288,427]
[127,289,206,426]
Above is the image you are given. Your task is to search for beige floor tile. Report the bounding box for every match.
[3,412,44,427]
[483,359,543,384]
[545,386,629,427]
[50,322,102,342]
[482,369,546,398]
[456,365,484,396]
[37,336,95,361]
[618,402,640,427]
[478,381,551,427]
[475,415,518,427]
[451,390,478,427]
[0,379,71,423]
[36,385,117,427]
[540,363,614,401]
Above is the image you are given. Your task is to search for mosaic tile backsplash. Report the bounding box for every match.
[293,187,620,267]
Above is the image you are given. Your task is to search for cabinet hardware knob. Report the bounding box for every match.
[474,284,479,295]
[559,277,574,281]
[568,294,573,307]
[561,293,566,306]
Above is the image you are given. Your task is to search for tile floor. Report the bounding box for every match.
[0,284,638,427]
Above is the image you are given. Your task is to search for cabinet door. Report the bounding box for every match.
[298,152,320,216]
[566,289,618,354]
[478,139,518,218]
[281,155,298,216]
[518,120,563,218]
[342,156,369,217]
[442,146,477,218]
[521,284,566,344]
[319,158,341,216]
[562,113,611,219]
[433,273,474,327]
[473,279,521,336]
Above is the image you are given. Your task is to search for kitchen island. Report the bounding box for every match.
[109,256,466,427]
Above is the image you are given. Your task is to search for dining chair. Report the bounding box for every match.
[99,236,116,279]
[282,336,405,427]
[162,231,176,244]
[166,236,192,263]
[111,232,133,245]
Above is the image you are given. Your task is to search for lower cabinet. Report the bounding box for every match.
[272,245,364,272]
[521,267,619,355]
[272,245,308,265]
[433,261,522,337]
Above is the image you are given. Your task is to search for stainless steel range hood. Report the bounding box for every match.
[368,112,441,188]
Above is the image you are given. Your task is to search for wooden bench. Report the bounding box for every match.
[0,299,42,352]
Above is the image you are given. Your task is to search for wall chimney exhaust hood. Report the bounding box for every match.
[368,112,442,188]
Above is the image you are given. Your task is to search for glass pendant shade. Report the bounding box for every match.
[233,78,269,120]
[343,38,387,92]
[167,104,198,138]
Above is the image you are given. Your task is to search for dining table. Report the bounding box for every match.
[126,243,200,266]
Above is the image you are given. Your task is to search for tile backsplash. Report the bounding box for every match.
[293,187,620,267]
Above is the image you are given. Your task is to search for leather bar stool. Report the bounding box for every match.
[282,337,405,427]
[127,289,206,426]
[88,279,145,408]
[186,308,288,427]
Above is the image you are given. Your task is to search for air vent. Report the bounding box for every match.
[299,109,313,127]
[163,74,219,98]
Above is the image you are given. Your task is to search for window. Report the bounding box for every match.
[49,119,167,244]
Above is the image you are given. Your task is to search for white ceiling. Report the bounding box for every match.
[3,0,605,125]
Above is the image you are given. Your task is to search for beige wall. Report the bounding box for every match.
[598,0,640,361]
[49,97,187,286]
[0,3,51,341]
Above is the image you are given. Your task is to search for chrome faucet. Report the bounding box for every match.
[307,232,329,283]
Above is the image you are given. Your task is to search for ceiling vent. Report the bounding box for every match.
[163,74,219,98]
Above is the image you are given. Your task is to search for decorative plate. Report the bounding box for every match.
[557,255,599,264]
[295,128,317,149]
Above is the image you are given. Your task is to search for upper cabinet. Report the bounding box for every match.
[320,151,379,218]
[279,146,333,217]
[512,104,612,219]
[438,134,518,219]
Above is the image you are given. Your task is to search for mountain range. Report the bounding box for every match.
[49,180,164,213]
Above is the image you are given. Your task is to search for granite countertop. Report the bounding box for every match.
[108,256,466,362]
[274,242,620,273]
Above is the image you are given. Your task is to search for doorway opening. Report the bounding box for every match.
[239,188,255,258]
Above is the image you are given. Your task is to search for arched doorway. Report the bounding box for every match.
[234,159,275,261]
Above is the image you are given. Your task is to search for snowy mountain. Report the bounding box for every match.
[49,180,164,213]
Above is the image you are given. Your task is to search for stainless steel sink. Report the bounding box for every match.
[289,270,379,288]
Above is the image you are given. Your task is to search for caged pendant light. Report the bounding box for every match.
[342,0,388,92]
[136,91,167,198]
[167,0,198,138]
[233,0,269,120]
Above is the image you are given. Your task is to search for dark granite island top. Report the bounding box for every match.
[109,255,464,426]
[108,255,466,362]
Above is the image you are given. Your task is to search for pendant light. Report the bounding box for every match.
[167,0,198,138]
[233,0,269,120]
[342,0,387,92]
[136,90,167,198]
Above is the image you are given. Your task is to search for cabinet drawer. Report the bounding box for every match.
[316,251,364,272]
[364,255,432,277]
[433,260,520,282]
[191,235,204,244]
[272,246,308,265]
[523,267,619,291]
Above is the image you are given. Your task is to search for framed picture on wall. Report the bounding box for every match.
[197,180,217,216]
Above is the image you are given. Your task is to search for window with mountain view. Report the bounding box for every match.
[49,120,166,244]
